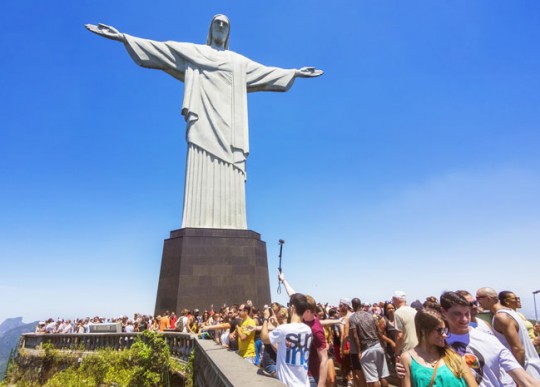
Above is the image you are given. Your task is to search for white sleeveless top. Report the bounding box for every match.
[493,309,540,380]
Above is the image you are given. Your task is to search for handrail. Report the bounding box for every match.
[18,333,284,386]
[19,332,196,361]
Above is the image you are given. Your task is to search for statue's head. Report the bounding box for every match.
[207,14,230,50]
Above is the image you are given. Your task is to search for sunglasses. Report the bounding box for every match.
[435,327,449,336]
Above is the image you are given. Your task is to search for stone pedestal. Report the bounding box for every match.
[154,228,271,314]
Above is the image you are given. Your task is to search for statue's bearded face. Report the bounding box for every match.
[211,17,229,47]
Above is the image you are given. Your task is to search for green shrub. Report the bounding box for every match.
[44,331,175,387]
[4,332,192,387]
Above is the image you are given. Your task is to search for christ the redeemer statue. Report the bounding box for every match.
[86,15,322,229]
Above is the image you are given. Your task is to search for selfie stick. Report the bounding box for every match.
[277,239,285,294]
[533,290,540,322]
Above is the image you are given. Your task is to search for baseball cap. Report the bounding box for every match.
[339,297,352,309]
[392,290,407,300]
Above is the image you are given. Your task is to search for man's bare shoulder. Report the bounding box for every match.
[494,310,519,333]
[494,311,515,325]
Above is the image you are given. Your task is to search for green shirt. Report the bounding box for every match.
[410,357,466,387]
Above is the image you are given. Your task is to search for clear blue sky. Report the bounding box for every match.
[1,1,539,323]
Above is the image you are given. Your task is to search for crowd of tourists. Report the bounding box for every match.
[35,272,540,387]
[35,314,163,334]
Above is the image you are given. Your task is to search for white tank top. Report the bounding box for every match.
[493,309,540,379]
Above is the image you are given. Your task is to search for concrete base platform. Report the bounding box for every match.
[154,228,271,314]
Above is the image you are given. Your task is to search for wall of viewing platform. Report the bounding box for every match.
[18,332,285,387]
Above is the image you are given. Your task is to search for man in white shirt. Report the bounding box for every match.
[392,290,418,358]
[61,319,74,334]
[125,320,135,333]
[441,291,539,386]
[261,293,313,387]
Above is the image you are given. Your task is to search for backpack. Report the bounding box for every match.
[175,316,186,332]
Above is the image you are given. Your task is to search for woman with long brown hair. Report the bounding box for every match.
[379,302,398,371]
[401,308,476,387]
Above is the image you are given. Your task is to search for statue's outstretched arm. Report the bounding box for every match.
[85,23,125,43]
[295,67,324,78]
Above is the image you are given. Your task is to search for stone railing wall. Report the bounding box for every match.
[19,333,284,386]
[20,332,195,362]
[193,339,284,387]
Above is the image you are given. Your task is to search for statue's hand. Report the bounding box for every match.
[296,67,324,78]
[85,23,124,42]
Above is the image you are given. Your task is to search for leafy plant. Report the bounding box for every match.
[5,331,191,387]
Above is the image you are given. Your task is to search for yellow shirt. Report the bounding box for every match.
[238,317,256,358]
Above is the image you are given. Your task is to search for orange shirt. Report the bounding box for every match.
[159,316,170,331]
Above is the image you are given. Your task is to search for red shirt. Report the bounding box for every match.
[303,317,327,379]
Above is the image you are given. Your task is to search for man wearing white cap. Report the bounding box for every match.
[392,290,418,359]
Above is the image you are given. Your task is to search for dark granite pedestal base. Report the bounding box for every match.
[154,228,271,314]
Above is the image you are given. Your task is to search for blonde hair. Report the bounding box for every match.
[442,348,466,378]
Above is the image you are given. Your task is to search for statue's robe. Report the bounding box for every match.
[123,35,296,229]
